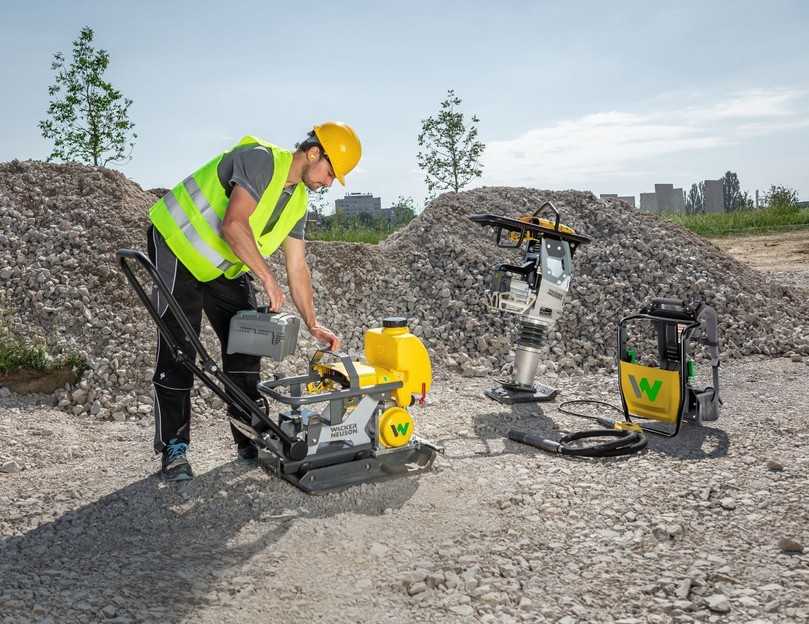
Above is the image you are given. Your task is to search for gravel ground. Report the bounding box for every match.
[1,356,807,624]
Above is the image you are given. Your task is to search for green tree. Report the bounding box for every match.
[389,195,417,225]
[764,185,799,212]
[722,171,743,212]
[417,89,485,197]
[307,189,330,226]
[686,182,704,214]
[39,26,137,166]
[735,190,754,211]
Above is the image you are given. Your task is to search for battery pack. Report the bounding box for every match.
[226,310,300,360]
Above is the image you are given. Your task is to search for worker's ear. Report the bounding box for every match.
[306,146,321,162]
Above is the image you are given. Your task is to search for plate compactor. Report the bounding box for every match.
[117,249,440,493]
[469,202,591,404]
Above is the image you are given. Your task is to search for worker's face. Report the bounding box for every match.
[302,147,336,191]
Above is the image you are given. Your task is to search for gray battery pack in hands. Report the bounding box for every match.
[226,309,300,361]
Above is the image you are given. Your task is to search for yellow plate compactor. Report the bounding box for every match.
[118,250,440,493]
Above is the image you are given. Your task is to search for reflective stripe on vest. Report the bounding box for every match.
[148,137,308,282]
[163,178,233,272]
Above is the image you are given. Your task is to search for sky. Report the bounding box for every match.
[2,1,808,212]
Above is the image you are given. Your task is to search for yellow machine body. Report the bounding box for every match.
[310,361,397,390]
[378,407,415,448]
[619,361,681,424]
[364,325,432,408]
[508,215,576,243]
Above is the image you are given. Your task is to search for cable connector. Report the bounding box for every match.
[508,429,562,453]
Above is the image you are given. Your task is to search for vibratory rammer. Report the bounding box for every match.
[471,203,723,458]
[469,201,592,404]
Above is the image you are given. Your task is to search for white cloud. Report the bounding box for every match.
[480,89,809,187]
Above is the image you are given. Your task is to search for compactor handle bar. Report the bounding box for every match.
[116,249,308,460]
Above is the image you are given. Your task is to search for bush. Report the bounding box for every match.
[0,332,87,376]
[765,185,800,214]
[0,340,49,374]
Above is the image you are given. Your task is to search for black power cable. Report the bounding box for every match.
[507,400,647,458]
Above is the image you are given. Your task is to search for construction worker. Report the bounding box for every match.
[146,122,361,481]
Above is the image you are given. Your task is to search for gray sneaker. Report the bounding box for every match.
[161,439,193,481]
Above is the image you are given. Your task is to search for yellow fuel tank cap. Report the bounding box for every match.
[379,407,414,448]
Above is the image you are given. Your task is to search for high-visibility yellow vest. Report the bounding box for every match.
[149,136,308,282]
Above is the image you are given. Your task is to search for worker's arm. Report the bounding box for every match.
[221,184,285,311]
[282,236,341,351]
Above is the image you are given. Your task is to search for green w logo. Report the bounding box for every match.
[390,422,410,437]
[628,375,663,401]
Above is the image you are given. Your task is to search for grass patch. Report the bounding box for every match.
[307,226,395,244]
[665,206,809,237]
[0,336,87,376]
[0,341,48,373]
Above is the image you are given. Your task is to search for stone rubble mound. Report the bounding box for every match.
[1,160,808,421]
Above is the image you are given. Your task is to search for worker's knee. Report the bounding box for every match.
[152,364,194,390]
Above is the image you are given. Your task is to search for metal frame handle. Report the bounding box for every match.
[116,249,307,460]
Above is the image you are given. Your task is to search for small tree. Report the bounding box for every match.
[722,171,743,212]
[389,195,417,225]
[686,182,704,214]
[307,189,330,226]
[39,26,137,166]
[764,185,799,212]
[735,190,754,211]
[417,89,485,197]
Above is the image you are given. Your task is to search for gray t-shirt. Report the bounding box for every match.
[217,143,306,240]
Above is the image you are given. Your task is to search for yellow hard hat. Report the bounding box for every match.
[313,121,361,185]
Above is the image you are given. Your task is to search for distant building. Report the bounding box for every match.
[640,192,658,213]
[639,184,684,213]
[703,179,724,214]
[335,192,382,216]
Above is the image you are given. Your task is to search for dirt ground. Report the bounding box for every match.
[708,229,809,290]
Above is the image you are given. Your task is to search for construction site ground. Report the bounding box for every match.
[1,230,808,624]
[708,227,809,290]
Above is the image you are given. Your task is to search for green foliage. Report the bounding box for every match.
[764,185,800,213]
[686,182,704,214]
[39,26,137,166]
[307,196,418,244]
[307,226,391,244]
[0,340,48,374]
[667,204,809,237]
[722,171,742,212]
[0,321,87,376]
[390,195,417,225]
[417,89,485,197]
[736,190,754,211]
[307,188,330,218]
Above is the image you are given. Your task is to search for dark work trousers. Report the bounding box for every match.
[146,225,260,453]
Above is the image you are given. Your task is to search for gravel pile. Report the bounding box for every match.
[2,160,809,421]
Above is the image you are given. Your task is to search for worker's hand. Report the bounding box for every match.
[309,324,341,351]
[261,274,285,312]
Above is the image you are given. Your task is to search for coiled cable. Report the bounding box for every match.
[507,400,647,458]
